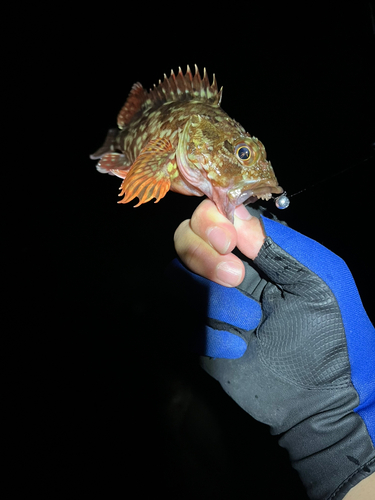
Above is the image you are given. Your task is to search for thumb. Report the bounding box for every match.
[233,205,266,261]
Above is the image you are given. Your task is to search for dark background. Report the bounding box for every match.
[13,2,374,498]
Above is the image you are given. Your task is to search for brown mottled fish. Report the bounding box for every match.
[91,65,284,222]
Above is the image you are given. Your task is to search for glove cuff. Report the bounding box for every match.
[277,405,375,499]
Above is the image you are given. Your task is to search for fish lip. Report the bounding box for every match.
[228,181,283,205]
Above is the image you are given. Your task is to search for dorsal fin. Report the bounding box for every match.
[144,65,223,109]
[117,66,223,129]
[117,82,148,129]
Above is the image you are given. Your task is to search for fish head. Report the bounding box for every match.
[176,114,283,222]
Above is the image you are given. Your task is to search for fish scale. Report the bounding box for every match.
[91,65,284,222]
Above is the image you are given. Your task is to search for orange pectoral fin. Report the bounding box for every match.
[118,138,175,207]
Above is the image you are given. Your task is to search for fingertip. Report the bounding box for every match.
[174,218,190,244]
[191,199,237,254]
[215,260,244,287]
[206,225,232,254]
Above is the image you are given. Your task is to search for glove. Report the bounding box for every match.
[167,214,375,500]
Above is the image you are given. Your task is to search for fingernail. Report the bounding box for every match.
[216,261,243,286]
[206,226,231,254]
[234,205,252,220]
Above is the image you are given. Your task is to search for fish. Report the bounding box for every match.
[91,65,284,222]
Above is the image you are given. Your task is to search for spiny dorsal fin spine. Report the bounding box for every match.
[184,65,193,93]
[176,67,185,94]
[192,64,201,96]
[202,68,209,92]
[169,69,177,95]
[211,74,218,92]
[161,73,171,98]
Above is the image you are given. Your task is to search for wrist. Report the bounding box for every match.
[343,472,375,499]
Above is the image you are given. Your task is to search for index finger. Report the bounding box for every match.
[174,200,245,286]
[189,199,238,255]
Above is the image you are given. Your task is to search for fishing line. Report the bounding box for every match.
[273,151,374,210]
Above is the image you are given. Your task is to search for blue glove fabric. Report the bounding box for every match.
[168,214,375,500]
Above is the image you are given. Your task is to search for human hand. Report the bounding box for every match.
[174,199,265,287]
[170,199,375,500]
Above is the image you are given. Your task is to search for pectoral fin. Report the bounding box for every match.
[118,138,176,207]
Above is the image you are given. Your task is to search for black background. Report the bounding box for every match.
[13,3,374,498]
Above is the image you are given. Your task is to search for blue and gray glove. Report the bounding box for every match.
[168,214,375,500]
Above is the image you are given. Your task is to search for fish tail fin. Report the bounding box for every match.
[95,152,132,176]
[90,128,118,160]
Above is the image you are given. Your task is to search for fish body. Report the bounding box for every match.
[91,65,283,222]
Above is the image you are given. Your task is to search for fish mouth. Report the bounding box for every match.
[228,181,284,206]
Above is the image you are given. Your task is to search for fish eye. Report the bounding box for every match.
[235,144,251,161]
